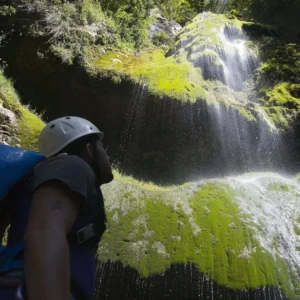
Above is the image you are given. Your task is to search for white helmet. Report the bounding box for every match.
[38,116,103,158]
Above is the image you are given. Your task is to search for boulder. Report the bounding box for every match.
[148,8,182,41]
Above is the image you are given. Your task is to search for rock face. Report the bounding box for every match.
[148,8,182,41]
[0,103,19,146]
[97,173,300,299]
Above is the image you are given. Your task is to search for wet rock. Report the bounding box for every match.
[148,8,182,41]
[0,104,19,146]
[0,129,11,136]
[0,124,11,131]
[0,104,17,127]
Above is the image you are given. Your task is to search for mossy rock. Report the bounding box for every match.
[99,173,300,298]
[0,69,44,150]
[87,48,207,102]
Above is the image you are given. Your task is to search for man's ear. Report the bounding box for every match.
[85,143,94,160]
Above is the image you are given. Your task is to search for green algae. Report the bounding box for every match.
[98,181,299,298]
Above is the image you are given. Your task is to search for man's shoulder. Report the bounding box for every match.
[34,154,95,182]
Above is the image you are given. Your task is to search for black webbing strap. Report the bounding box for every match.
[71,277,90,300]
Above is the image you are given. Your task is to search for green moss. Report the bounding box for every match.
[294,226,300,236]
[17,106,44,151]
[89,48,207,102]
[98,182,299,297]
[267,182,290,192]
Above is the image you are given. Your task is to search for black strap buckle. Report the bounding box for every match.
[76,224,95,245]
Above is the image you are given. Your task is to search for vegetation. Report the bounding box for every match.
[227,0,300,32]
[252,38,300,127]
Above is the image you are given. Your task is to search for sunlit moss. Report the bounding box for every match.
[88,48,207,102]
[17,106,44,151]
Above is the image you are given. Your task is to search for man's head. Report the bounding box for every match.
[38,116,113,184]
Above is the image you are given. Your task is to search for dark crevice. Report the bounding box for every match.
[94,261,289,300]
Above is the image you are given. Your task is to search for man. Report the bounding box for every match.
[0,116,113,300]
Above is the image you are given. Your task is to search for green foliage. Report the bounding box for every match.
[80,0,105,24]
[0,5,16,16]
[258,41,300,83]
[152,32,172,47]
[227,0,300,31]
[255,39,300,127]
[25,0,118,63]
[100,0,150,48]
[152,0,197,24]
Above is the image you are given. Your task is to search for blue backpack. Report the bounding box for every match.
[0,144,45,274]
[0,144,45,202]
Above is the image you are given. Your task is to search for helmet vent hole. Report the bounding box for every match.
[50,124,55,129]
[65,117,71,120]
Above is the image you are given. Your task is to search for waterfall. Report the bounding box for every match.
[95,12,300,300]
[114,13,295,184]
